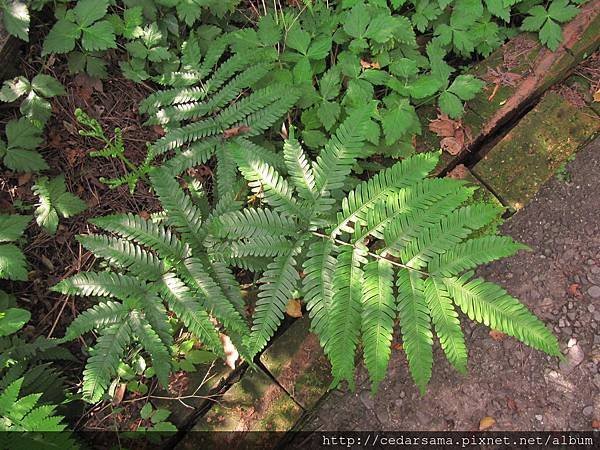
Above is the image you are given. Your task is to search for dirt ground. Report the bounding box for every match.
[297,137,600,432]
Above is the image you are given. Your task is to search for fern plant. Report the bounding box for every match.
[139,30,299,176]
[51,166,250,403]
[214,107,560,393]
[0,214,30,281]
[32,175,87,235]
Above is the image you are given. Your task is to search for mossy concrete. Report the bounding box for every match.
[472,91,599,210]
[183,366,302,448]
[260,317,332,410]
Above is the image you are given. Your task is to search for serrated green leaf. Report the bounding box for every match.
[0,307,31,336]
[317,100,341,131]
[407,75,443,99]
[3,149,48,172]
[286,26,311,54]
[380,99,419,145]
[2,1,30,41]
[81,20,116,52]
[448,75,485,101]
[344,3,370,38]
[439,91,464,119]
[42,19,80,55]
[74,0,109,27]
[307,36,332,60]
[0,76,30,103]
[20,91,52,125]
[548,0,579,23]
[0,214,30,243]
[6,118,43,151]
[539,18,563,51]
[31,74,66,98]
[0,244,28,281]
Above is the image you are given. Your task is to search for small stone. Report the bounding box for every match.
[568,338,577,348]
[399,391,406,399]
[567,312,577,321]
[594,311,600,322]
[588,286,600,299]
[563,327,573,336]
[559,318,566,327]
[583,406,594,417]
[568,301,574,310]
[535,415,543,421]
[559,344,585,373]
[589,305,596,313]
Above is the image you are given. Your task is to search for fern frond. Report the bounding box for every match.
[401,204,502,269]
[361,259,395,393]
[91,213,189,261]
[423,277,467,373]
[283,136,318,203]
[215,236,293,258]
[164,138,218,176]
[303,239,337,345]
[160,273,224,356]
[443,273,560,356]
[83,321,132,403]
[150,63,272,124]
[214,208,298,240]
[382,182,475,256]
[201,258,246,316]
[215,145,241,203]
[396,269,433,394]
[230,144,304,217]
[182,258,249,336]
[332,152,441,238]
[326,244,368,390]
[52,272,149,300]
[358,178,467,243]
[245,242,303,357]
[130,311,171,387]
[77,235,164,281]
[138,294,173,350]
[429,236,528,277]
[61,300,127,341]
[150,168,205,253]
[233,137,286,172]
[312,106,372,196]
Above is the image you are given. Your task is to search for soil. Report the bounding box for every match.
[296,137,600,432]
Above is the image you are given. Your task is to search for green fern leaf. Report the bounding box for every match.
[423,277,467,373]
[361,259,395,393]
[60,300,127,341]
[214,208,298,240]
[52,272,149,299]
[245,242,303,357]
[283,135,318,203]
[160,273,224,355]
[303,239,337,345]
[429,236,528,276]
[130,311,171,387]
[77,235,164,281]
[332,152,441,238]
[83,321,132,402]
[326,244,368,390]
[443,272,560,356]
[396,269,433,394]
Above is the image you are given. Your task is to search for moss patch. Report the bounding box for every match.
[472,92,599,210]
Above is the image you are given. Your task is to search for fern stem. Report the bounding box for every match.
[310,231,429,277]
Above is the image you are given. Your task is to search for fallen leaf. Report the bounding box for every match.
[489,330,506,341]
[440,136,463,155]
[592,419,600,429]
[360,59,380,69]
[40,255,55,272]
[139,211,150,220]
[223,125,251,139]
[17,173,32,186]
[112,383,126,405]
[506,397,518,411]
[220,333,239,369]
[393,343,403,350]
[285,298,303,318]
[479,416,496,430]
[152,125,165,137]
[593,88,600,103]
[567,283,582,298]
[447,164,469,179]
[429,114,457,137]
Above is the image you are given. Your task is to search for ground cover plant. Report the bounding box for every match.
[0,0,584,441]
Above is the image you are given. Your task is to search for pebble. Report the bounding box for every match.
[559,318,566,327]
[535,414,543,421]
[583,405,594,417]
[559,344,585,373]
[568,301,574,310]
[589,305,596,313]
[594,311,600,322]
[567,312,577,321]
[588,286,600,299]
[568,338,577,348]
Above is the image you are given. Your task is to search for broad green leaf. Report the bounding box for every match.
[42,19,81,55]
[0,76,30,102]
[20,91,52,125]
[286,26,311,54]
[6,118,43,151]
[74,0,109,27]
[3,149,48,172]
[307,37,332,60]
[344,3,370,38]
[539,19,563,51]
[0,307,31,336]
[439,91,464,119]
[407,75,443,99]
[548,0,579,23]
[2,1,30,41]
[317,100,341,131]
[31,74,66,98]
[81,20,117,52]
[0,244,28,281]
[0,214,30,243]
[448,75,485,101]
[380,100,419,145]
